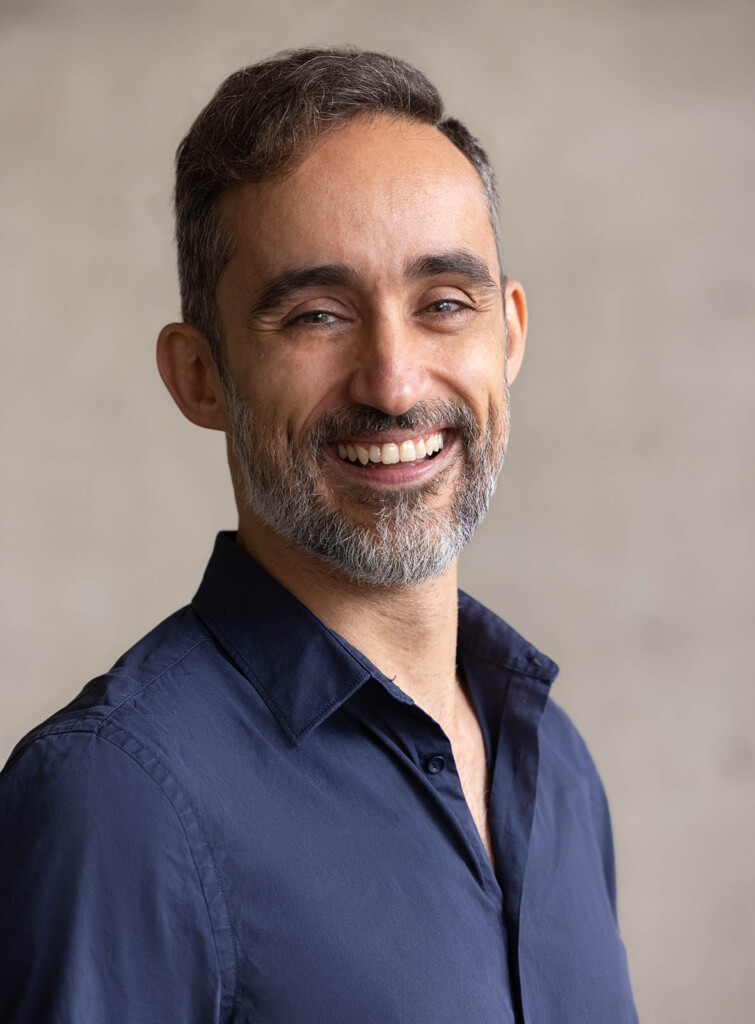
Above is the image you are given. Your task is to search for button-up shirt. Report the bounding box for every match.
[0,532,637,1023]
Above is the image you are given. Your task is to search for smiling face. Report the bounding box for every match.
[212,114,526,587]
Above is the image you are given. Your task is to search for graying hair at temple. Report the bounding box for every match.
[174,46,503,368]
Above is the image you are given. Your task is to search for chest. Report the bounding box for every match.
[191,692,636,1023]
[213,723,515,1023]
[448,698,496,868]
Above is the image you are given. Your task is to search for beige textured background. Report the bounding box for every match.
[2,0,753,1020]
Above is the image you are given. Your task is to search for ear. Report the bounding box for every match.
[503,279,527,386]
[156,322,228,431]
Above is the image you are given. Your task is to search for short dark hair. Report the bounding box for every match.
[174,46,502,365]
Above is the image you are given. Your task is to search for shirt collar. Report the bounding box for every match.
[192,532,558,744]
[456,589,560,686]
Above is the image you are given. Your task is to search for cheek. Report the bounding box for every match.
[246,347,346,442]
[444,337,507,411]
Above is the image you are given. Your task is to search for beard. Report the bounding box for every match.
[224,380,509,589]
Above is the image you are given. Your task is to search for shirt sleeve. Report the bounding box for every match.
[0,728,222,1024]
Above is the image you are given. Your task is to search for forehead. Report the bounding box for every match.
[219,116,498,281]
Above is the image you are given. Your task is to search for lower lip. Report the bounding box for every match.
[324,434,455,485]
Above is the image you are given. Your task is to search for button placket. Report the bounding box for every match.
[363,690,500,899]
[419,738,500,899]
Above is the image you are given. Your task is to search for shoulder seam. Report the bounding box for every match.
[15,725,239,1023]
[92,728,237,1013]
[96,637,212,727]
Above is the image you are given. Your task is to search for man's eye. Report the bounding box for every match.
[287,310,338,327]
[423,299,472,316]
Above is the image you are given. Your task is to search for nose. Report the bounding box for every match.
[345,313,433,416]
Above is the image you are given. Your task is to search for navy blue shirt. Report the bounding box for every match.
[0,532,636,1023]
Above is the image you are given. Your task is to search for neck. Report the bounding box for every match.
[236,516,461,729]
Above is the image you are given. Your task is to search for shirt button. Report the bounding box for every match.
[426,755,446,774]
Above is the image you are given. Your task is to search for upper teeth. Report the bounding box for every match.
[337,431,446,465]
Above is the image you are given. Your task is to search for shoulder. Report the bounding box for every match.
[4,603,228,774]
[539,699,603,780]
[1,726,183,840]
[538,697,613,820]
[1,603,238,864]
[0,679,209,881]
[0,721,236,1022]
[0,606,239,1020]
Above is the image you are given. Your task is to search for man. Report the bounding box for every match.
[0,47,637,1023]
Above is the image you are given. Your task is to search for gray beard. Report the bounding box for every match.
[224,381,509,589]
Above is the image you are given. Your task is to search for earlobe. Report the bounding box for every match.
[503,280,527,386]
[156,323,228,431]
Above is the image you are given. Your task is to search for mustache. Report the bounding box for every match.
[305,401,480,450]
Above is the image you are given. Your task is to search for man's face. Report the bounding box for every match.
[215,115,516,587]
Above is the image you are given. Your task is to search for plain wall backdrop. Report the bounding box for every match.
[2,1,753,1020]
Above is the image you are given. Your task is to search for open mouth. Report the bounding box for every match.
[333,430,447,469]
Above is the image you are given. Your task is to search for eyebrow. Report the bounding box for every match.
[247,248,498,319]
[404,250,498,290]
[249,264,358,319]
